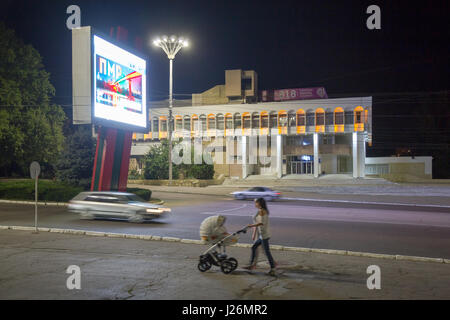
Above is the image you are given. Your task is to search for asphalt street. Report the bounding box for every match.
[1,191,450,259]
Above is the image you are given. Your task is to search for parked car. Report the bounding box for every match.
[68,191,171,223]
[231,187,281,201]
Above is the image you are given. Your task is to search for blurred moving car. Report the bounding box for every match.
[231,187,281,201]
[68,191,171,223]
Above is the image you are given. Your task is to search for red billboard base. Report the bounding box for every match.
[91,126,132,192]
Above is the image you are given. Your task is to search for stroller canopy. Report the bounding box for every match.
[199,215,227,240]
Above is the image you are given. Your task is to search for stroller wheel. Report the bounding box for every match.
[220,258,237,274]
[227,258,238,272]
[198,260,212,272]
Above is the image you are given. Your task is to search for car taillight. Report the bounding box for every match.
[275,193,281,195]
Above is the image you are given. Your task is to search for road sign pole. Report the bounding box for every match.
[34,176,38,233]
[30,161,40,234]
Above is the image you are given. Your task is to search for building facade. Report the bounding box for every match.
[131,95,373,179]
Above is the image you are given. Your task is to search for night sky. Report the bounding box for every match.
[2,0,450,175]
[2,0,449,102]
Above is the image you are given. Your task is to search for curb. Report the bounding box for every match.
[0,225,448,264]
[0,199,165,206]
[0,200,68,206]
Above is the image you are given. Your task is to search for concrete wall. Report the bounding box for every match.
[193,85,229,106]
[365,156,433,180]
[225,70,242,97]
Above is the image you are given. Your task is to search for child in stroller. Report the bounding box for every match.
[198,215,249,274]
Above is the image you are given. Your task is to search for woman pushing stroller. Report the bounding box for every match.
[244,197,277,276]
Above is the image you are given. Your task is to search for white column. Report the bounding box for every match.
[276,135,283,178]
[242,136,248,179]
[313,133,319,178]
[352,132,358,178]
[358,133,366,178]
[353,132,366,178]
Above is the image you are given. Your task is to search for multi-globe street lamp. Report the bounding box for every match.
[153,35,189,181]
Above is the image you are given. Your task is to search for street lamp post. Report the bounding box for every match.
[153,35,189,182]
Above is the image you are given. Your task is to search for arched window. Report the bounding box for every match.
[252,112,260,129]
[354,106,364,124]
[243,112,251,130]
[159,116,167,139]
[261,111,269,128]
[334,107,344,132]
[152,117,159,134]
[315,108,325,133]
[159,116,167,132]
[354,106,364,131]
[207,114,215,131]
[183,115,191,134]
[315,108,325,126]
[175,115,183,131]
[199,114,207,132]
[288,110,296,127]
[260,111,269,135]
[334,107,344,125]
[233,113,242,130]
[192,114,199,133]
[296,109,305,134]
[278,110,287,134]
[269,111,277,129]
[217,113,224,131]
[225,113,233,135]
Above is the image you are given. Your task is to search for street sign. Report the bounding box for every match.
[30,161,40,233]
[30,161,41,179]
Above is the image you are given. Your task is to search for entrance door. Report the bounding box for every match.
[290,160,314,174]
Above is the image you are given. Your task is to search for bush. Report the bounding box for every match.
[126,188,152,201]
[186,164,215,179]
[0,179,83,202]
[0,180,153,202]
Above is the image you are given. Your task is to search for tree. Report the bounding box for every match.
[143,140,214,180]
[143,140,179,180]
[56,125,96,190]
[0,23,65,177]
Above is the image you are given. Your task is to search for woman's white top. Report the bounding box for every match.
[253,209,271,240]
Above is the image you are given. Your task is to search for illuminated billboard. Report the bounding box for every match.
[92,34,147,131]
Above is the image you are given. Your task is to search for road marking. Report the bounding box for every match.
[281,197,450,209]
[199,204,249,215]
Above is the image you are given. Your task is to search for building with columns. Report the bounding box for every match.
[130,70,372,179]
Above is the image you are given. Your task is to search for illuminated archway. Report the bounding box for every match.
[260,111,269,135]
[278,110,287,135]
[315,108,325,133]
[334,107,344,132]
[354,106,364,131]
[159,116,168,139]
[296,109,305,134]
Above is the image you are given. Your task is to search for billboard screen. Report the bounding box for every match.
[93,35,147,131]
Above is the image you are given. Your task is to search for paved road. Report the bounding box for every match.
[1,191,450,259]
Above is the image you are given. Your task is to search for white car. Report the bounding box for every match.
[68,191,171,223]
[231,187,281,201]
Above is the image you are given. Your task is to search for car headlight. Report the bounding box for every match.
[146,208,171,214]
[146,208,163,214]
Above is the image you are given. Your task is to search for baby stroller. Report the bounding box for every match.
[198,215,249,274]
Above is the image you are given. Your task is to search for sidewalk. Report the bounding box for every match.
[0,229,449,299]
